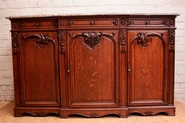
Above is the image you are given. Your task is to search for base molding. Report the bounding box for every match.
[14,106,175,118]
[60,108,128,118]
[128,106,175,116]
[14,107,60,117]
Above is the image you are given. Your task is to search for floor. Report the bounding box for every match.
[0,100,185,123]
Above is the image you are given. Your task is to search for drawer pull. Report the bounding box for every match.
[145,21,150,25]
[90,21,95,25]
[35,22,40,27]
[67,69,70,73]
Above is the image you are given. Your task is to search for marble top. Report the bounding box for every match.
[6,13,179,19]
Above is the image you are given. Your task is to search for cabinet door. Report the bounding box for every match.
[19,32,60,107]
[67,30,119,107]
[128,30,168,106]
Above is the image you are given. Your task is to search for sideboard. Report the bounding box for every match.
[8,14,178,118]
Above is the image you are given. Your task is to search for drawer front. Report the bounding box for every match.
[123,18,174,27]
[65,18,119,28]
[12,19,58,29]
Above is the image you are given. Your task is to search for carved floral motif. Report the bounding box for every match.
[90,113,99,118]
[112,19,118,26]
[162,18,175,27]
[58,30,66,53]
[12,32,18,55]
[70,32,115,50]
[36,112,45,117]
[144,111,153,116]
[60,20,65,27]
[67,21,73,26]
[127,19,134,26]
[23,34,55,48]
[18,22,24,28]
[12,22,17,28]
[52,20,58,27]
[162,19,167,25]
[169,18,175,26]
[121,18,126,26]
[119,29,127,53]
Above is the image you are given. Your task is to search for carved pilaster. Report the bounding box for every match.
[12,32,18,55]
[119,29,127,53]
[168,29,175,52]
[58,30,66,53]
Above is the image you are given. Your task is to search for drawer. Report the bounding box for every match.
[123,18,172,27]
[12,19,58,29]
[65,18,119,28]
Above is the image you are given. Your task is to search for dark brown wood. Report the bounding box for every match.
[8,14,178,118]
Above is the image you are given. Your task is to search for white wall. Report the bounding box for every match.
[0,0,185,102]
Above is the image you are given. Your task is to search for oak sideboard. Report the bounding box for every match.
[8,14,178,118]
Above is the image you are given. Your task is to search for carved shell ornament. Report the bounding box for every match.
[136,33,151,47]
[23,34,55,48]
[70,32,115,50]
[83,32,102,49]
[133,32,164,47]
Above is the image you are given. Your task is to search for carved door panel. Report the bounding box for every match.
[19,32,60,106]
[128,30,168,106]
[67,30,119,107]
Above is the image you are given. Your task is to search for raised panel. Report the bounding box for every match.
[67,31,119,107]
[128,31,168,106]
[19,32,60,106]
